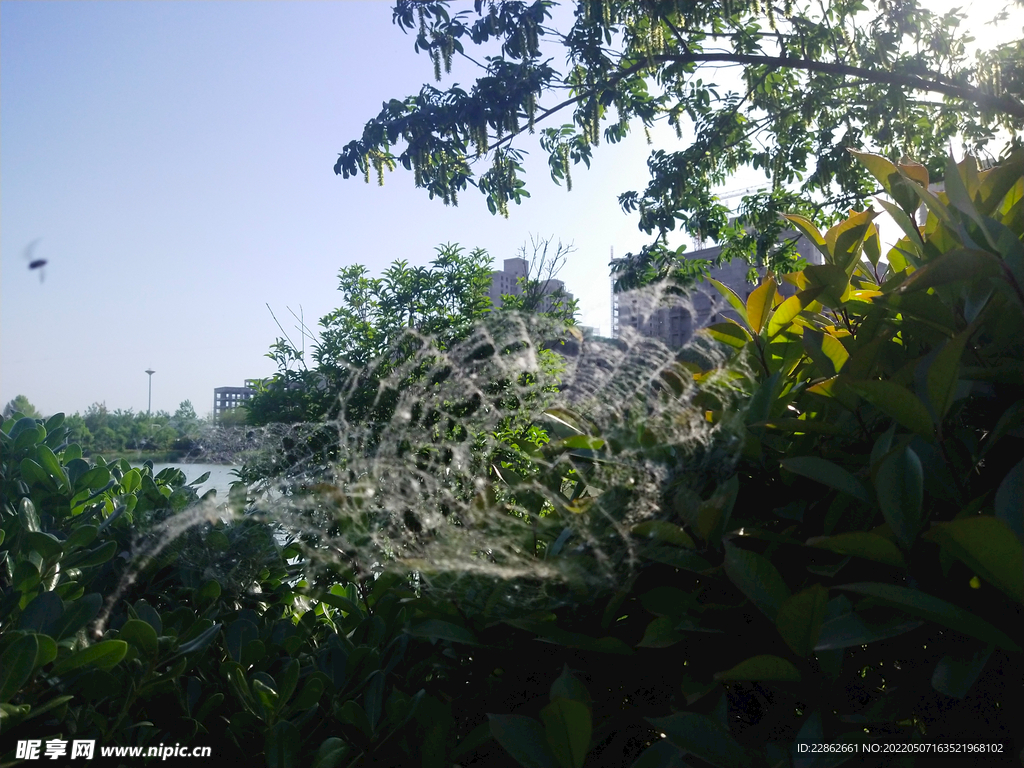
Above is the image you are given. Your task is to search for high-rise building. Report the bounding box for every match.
[612,232,823,348]
[489,258,574,314]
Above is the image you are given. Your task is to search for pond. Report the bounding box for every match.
[132,462,242,499]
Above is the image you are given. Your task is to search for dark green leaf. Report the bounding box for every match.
[0,634,40,702]
[646,712,748,768]
[540,698,591,768]
[51,640,128,675]
[714,655,801,682]
[835,583,1021,652]
[780,457,869,502]
[723,543,791,621]
[875,446,924,548]
[489,714,560,768]
[776,584,829,657]
[265,720,300,768]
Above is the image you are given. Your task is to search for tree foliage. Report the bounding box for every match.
[336,0,1024,282]
[3,395,41,420]
[248,241,576,429]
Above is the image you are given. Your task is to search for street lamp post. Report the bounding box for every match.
[145,369,155,415]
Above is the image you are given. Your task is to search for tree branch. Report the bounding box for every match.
[480,50,1024,159]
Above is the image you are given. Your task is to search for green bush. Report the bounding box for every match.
[2,149,1021,767]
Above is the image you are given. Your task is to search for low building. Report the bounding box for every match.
[213,379,261,422]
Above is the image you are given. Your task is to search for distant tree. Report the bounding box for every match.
[171,400,200,436]
[63,413,93,451]
[496,236,579,322]
[2,395,41,419]
[217,406,250,428]
[83,402,110,434]
[249,243,495,426]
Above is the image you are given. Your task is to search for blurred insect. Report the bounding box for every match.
[24,239,47,282]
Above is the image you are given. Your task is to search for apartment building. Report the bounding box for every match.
[489,257,575,314]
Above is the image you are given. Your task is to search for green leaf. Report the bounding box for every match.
[33,634,58,669]
[120,468,142,494]
[926,329,972,423]
[76,465,111,492]
[52,593,102,640]
[189,471,212,486]
[489,714,560,768]
[723,543,791,621]
[924,516,1024,604]
[169,623,222,659]
[745,278,777,335]
[780,457,869,502]
[932,642,993,699]
[252,678,279,717]
[637,617,682,649]
[775,585,829,657]
[120,619,159,659]
[807,533,905,568]
[630,521,695,549]
[550,666,591,706]
[24,531,63,560]
[19,591,63,634]
[876,199,925,256]
[265,720,300,768]
[815,610,921,651]
[407,619,479,645]
[835,583,1021,652]
[540,698,591,768]
[18,497,40,532]
[318,592,362,616]
[848,380,934,439]
[65,524,99,551]
[288,676,324,712]
[874,446,924,548]
[0,634,40,702]
[67,540,118,568]
[707,279,749,328]
[629,741,686,768]
[900,249,1003,293]
[503,620,633,655]
[825,209,878,274]
[35,444,69,493]
[714,654,801,682]
[311,737,350,768]
[694,475,739,547]
[51,640,128,675]
[994,459,1023,541]
[646,712,748,768]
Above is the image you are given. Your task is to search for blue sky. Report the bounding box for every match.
[2,1,1017,418]
[2,1,665,418]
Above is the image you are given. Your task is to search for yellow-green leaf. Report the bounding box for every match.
[704,322,753,349]
[745,278,778,335]
[783,214,828,260]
